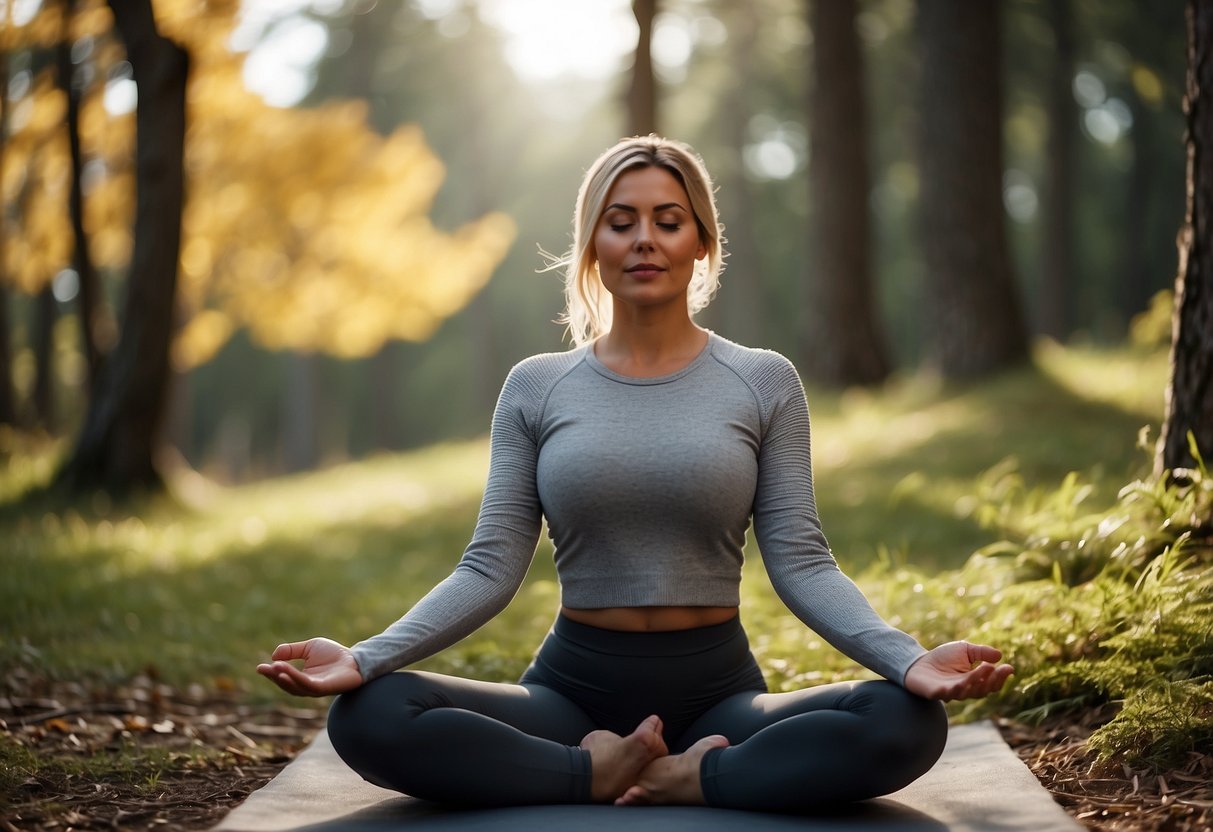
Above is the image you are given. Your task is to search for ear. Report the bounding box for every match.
[696,239,708,261]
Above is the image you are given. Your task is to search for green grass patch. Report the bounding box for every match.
[0,731,206,801]
[6,342,1207,768]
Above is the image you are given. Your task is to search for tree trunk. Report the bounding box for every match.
[628,0,657,135]
[0,287,14,426]
[32,286,56,430]
[712,3,764,346]
[282,351,317,472]
[0,35,15,426]
[917,0,1028,378]
[1158,1,1213,476]
[804,0,890,386]
[57,0,188,493]
[1039,0,1076,340]
[57,0,106,390]
[1122,91,1157,324]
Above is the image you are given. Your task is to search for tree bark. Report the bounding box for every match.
[804,0,890,386]
[1158,1,1213,475]
[628,0,658,135]
[57,0,188,493]
[57,0,106,390]
[917,0,1029,378]
[1039,0,1076,340]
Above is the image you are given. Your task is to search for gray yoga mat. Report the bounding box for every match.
[213,721,1079,832]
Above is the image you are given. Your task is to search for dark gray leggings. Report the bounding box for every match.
[328,615,948,810]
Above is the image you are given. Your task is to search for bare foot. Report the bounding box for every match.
[580,715,669,803]
[614,734,730,806]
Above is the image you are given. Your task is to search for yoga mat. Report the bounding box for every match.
[213,721,1079,831]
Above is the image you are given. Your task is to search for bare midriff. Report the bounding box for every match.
[559,605,739,631]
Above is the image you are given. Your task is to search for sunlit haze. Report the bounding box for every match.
[476,0,636,82]
[232,0,660,107]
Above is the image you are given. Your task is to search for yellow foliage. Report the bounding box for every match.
[1130,64,1165,109]
[173,308,233,371]
[3,0,516,369]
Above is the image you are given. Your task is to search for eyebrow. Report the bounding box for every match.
[604,202,689,214]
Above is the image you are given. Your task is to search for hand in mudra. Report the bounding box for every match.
[903,641,1014,701]
[256,637,363,697]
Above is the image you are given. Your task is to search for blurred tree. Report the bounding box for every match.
[58,0,187,492]
[1107,5,1187,326]
[630,0,658,134]
[803,0,890,386]
[1158,0,1213,475]
[713,2,764,344]
[917,0,1028,378]
[55,0,105,390]
[0,3,13,426]
[1039,0,1076,340]
[1,0,515,486]
[32,285,55,427]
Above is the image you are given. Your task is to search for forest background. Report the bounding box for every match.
[5,1,1213,828]
[1,0,1188,482]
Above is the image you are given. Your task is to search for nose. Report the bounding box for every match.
[634,220,655,250]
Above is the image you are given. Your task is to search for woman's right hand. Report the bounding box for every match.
[256,637,363,697]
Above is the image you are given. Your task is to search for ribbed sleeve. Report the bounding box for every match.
[349,353,578,682]
[737,349,927,685]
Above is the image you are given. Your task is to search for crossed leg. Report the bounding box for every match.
[326,670,665,806]
[619,679,948,811]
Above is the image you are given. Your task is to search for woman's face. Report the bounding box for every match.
[592,165,707,314]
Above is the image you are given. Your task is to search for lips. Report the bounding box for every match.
[625,263,665,276]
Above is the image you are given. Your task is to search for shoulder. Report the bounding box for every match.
[496,347,587,416]
[709,333,804,402]
[504,348,585,390]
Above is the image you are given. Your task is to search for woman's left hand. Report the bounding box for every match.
[903,641,1014,701]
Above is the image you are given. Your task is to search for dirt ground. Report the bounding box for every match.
[2,672,1210,831]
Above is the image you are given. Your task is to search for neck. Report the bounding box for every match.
[596,305,708,376]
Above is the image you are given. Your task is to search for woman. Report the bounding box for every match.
[257,136,1014,811]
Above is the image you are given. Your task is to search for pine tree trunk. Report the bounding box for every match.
[628,0,657,135]
[58,0,105,389]
[1039,0,1075,340]
[1123,92,1157,323]
[917,0,1028,378]
[57,0,188,493]
[804,0,890,386]
[32,286,56,430]
[0,39,14,426]
[282,352,317,472]
[712,4,763,346]
[56,0,105,390]
[1158,1,1213,475]
[0,286,14,426]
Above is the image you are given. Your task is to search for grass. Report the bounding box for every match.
[4,341,1207,768]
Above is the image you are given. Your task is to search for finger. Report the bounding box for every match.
[258,660,320,693]
[272,672,312,697]
[987,664,1015,692]
[964,642,1003,665]
[271,641,312,662]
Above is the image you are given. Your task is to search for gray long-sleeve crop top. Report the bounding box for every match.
[350,332,927,684]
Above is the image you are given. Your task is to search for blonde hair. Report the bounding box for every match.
[550,136,725,346]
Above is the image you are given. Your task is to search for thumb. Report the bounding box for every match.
[965,642,1002,664]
